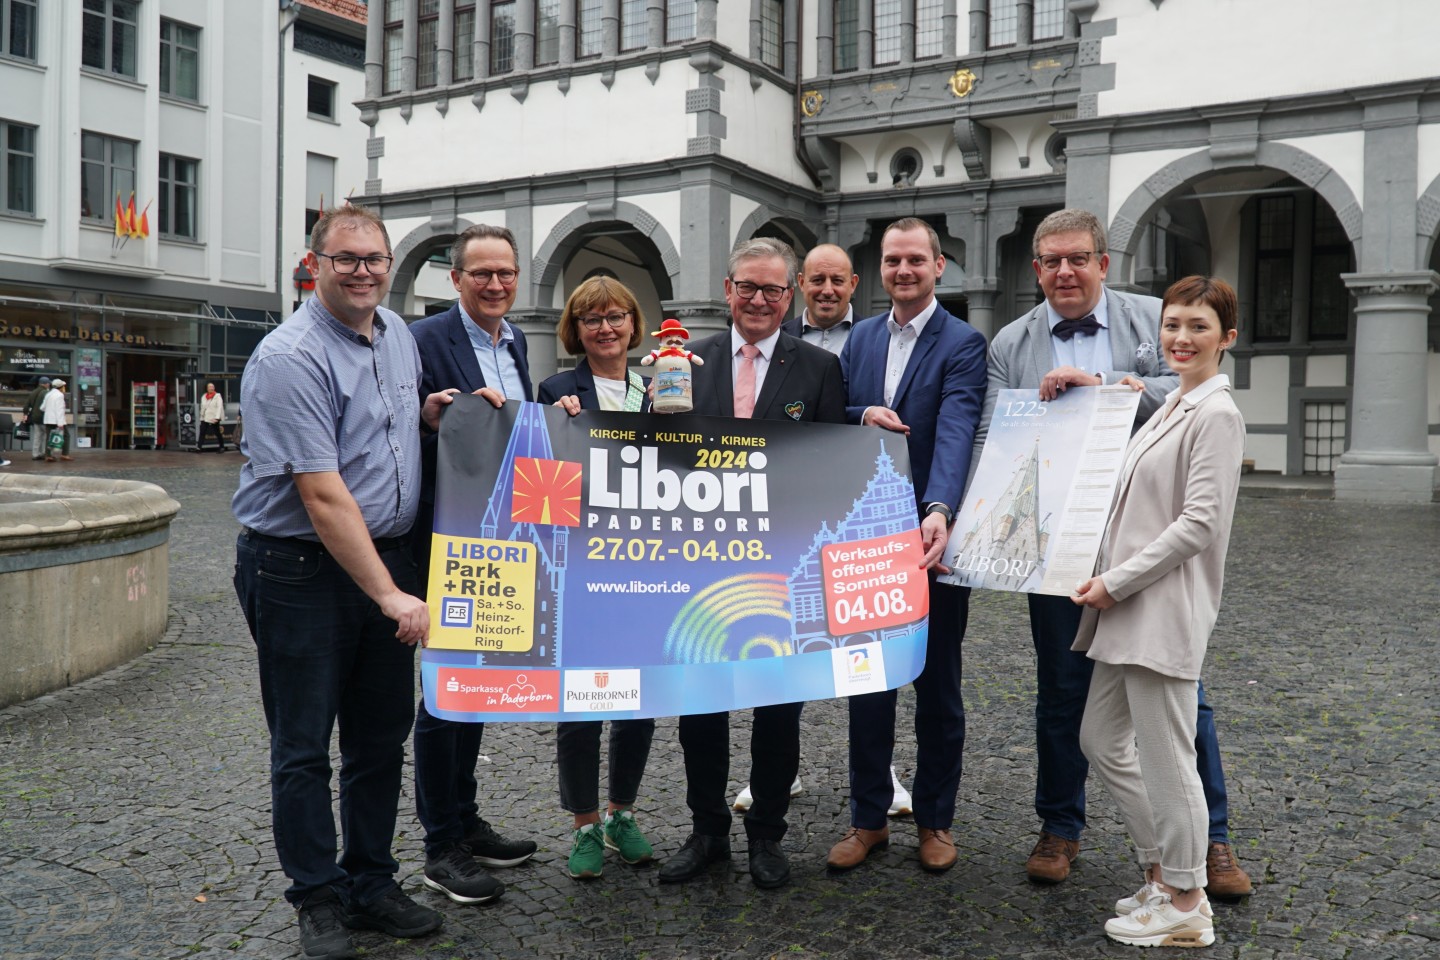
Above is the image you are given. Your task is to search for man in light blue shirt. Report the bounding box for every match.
[233,205,456,960]
[782,243,859,356]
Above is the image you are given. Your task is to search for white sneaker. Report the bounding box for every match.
[887,766,912,817]
[732,775,803,811]
[1104,892,1215,948]
[1115,881,1159,916]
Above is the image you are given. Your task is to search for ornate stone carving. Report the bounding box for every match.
[471,88,486,112]
[1108,215,1137,255]
[800,89,824,117]
[948,68,976,99]
[953,118,991,181]
[1144,166,1185,200]
[1335,202,1363,242]
[1419,194,1440,241]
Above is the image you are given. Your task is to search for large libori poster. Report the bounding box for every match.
[938,385,1141,596]
[421,396,930,722]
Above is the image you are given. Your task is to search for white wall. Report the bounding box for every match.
[1097,0,1439,116]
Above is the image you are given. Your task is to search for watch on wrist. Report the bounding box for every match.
[925,502,954,524]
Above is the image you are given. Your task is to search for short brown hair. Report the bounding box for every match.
[451,224,519,272]
[883,217,942,260]
[1162,275,1239,335]
[310,204,391,254]
[557,276,647,355]
[1032,208,1107,257]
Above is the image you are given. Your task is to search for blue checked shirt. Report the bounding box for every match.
[232,296,424,540]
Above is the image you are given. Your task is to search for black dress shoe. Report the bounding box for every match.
[658,833,731,883]
[748,838,791,889]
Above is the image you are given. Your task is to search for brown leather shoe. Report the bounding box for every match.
[1205,841,1253,899]
[826,826,889,870]
[1026,831,1080,883]
[917,827,957,872]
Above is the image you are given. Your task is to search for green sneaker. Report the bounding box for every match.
[603,810,654,865]
[568,823,605,879]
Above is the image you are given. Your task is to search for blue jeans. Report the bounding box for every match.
[234,530,418,907]
[413,698,488,857]
[1028,593,1230,843]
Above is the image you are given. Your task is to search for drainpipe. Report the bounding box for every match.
[277,1,301,317]
[793,15,822,190]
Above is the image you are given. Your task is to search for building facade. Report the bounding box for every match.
[353,1,1440,502]
[0,0,368,450]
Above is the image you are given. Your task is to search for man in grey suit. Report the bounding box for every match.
[977,208,1252,898]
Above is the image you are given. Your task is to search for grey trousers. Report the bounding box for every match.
[1079,661,1209,891]
[29,419,45,458]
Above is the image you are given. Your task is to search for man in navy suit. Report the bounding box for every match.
[828,218,987,874]
[407,224,538,905]
[657,237,847,891]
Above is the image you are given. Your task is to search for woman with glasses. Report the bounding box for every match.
[537,275,657,879]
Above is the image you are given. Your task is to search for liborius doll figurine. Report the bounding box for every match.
[642,317,704,413]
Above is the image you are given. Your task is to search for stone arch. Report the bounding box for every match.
[531,200,682,309]
[1107,141,1364,281]
[1415,170,1440,265]
[733,206,818,258]
[386,217,476,314]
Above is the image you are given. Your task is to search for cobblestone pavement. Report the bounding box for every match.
[1,451,1436,960]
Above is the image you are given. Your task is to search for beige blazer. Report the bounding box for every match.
[1071,383,1245,681]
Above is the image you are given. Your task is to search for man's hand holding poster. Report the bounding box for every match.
[938,385,1141,595]
[421,395,929,722]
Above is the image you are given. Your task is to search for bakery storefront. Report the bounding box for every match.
[0,286,205,452]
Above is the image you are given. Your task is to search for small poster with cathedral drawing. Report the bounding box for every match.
[940,386,1142,596]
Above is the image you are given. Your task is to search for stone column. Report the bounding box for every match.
[697,0,719,40]
[560,1,576,65]
[816,0,835,74]
[647,0,665,47]
[401,0,419,92]
[900,0,916,63]
[437,0,454,86]
[603,0,620,57]
[1334,272,1438,502]
[516,0,535,69]
[968,0,987,53]
[1017,0,1033,45]
[964,287,999,340]
[858,0,875,69]
[512,310,562,384]
[364,2,384,97]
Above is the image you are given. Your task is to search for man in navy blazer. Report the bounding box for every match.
[979,208,1252,898]
[657,238,846,892]
[407,224,537,906]
[829,218,988,874]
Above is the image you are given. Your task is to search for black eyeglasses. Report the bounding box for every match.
[579,311,632,330]
[1036,251,1098,272]
[462,269,519,286]
[315,253,394,275]
[731,279,790,303]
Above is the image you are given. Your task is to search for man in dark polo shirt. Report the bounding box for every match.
[232,205,456,960]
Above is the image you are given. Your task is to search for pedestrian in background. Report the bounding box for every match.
[199,382,227,452]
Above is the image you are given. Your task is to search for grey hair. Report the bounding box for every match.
[728,237,800,287]
[1032,208,1108,257]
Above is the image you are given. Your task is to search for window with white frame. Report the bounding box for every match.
[987,0,1017,48]
[666,0,696,42]
[758,0,782,69]
[833,0,857,71]
[158,154,197,239]
[80,131,137,223]
[159,19,199,100]
[382,0,403,92]
[491,0,516,73]
[1033,0,1065,40]
[82,0,139,79]
[418,0,439,87]
[577,0,602,58]
[2,0,37,61]
[454,1,476,79]
[620,0,646,51]
[535,0,560,65]
[874,0,899,65]
[916,0,942,59]
[1,119,35,216]
[307,75,337,119]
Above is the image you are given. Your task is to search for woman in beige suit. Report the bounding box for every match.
[1071,276,1245,948]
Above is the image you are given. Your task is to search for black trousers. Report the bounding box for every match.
[199,421,225,451]
[678,701,803,843]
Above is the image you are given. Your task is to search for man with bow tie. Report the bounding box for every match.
[975,208,1253,899]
